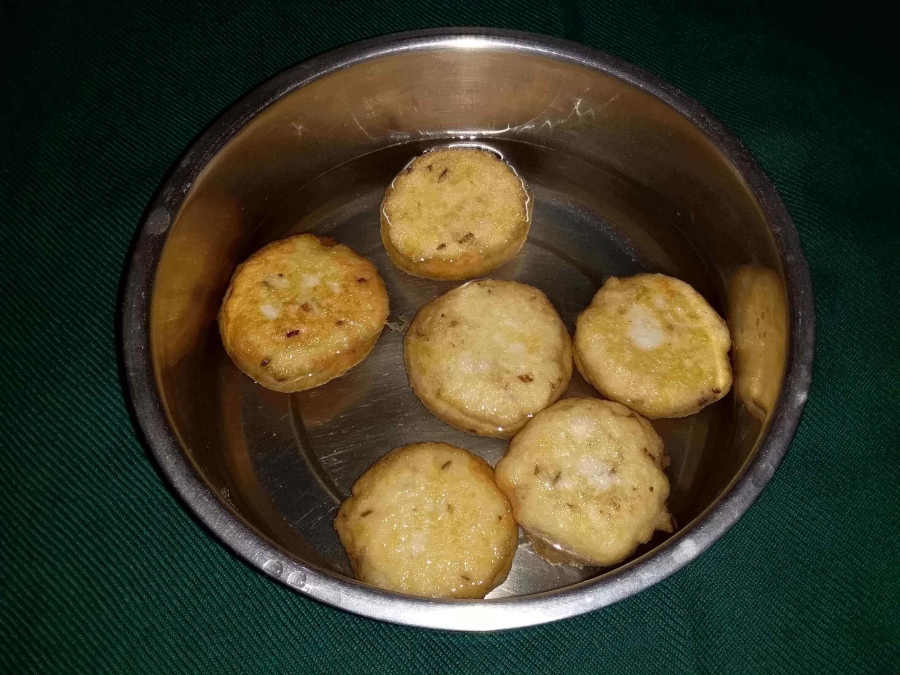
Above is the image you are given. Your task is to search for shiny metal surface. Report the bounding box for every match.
[123,29,815,630]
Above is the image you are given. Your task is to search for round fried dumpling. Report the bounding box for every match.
[405,280,572,438]
[334,443,518,599]
[495,398,673,568]
[574,273,732,418]
[218,234,389,392]
[380,147,532,280]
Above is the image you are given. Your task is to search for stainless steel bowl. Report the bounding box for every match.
[123,28,814,630]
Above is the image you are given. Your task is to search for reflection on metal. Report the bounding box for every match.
[151,193,243,368]
[728,266,788,421]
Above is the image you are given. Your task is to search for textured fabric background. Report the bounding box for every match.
[1,1,898,672]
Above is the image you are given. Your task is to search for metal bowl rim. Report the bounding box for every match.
[121,27,815,631]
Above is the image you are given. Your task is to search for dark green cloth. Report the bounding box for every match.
[1,1,898,672]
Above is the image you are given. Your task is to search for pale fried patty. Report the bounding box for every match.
[218,234,389,392]
[380,147,532,280]
[334,443,518,599]
[404,280,572,438]
[495,398,672,568]
[574,274,732,418]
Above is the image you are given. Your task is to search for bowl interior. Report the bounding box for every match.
[149,41,789,598]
